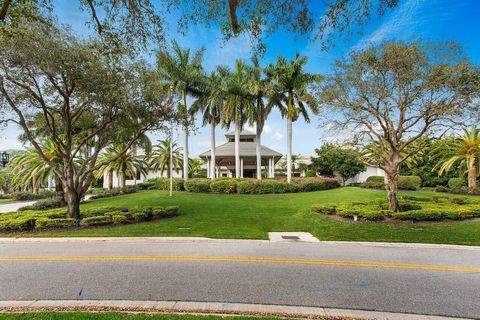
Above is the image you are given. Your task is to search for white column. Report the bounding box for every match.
[268,158,272,178]
[207,158,210,178]
[240,158,244,178]
[271,157,275,177]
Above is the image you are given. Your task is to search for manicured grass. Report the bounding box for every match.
[0,198,13,204]
[8,187,480,245]
[0,313,331,320]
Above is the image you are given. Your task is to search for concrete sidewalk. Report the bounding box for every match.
[0,300,473,320]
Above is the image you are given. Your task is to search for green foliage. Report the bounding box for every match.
[397,176,422,190]
[0,217,33,231]
[89,186,138,200]
[81,216,112,226]
[150,178,185,191]
[17,199,64,211]
[311,204,337,215]
[184,179,211,193]
[36,218,76,230]
[210,179,238,194]
[165,206,179,216]
[237,180,298,194]
[311,144,366,183]
[294,177,340,192]
[137,181,157,190]
[10,191,55,201]
[111,215,128,224]
[448,178,465,189]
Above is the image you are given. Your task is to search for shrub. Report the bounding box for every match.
[366,176,384,183]
[81,206,128,218]
[152,207,166,218]
[210,179,238,194]
[81,215,112,226]
[237,180,298,194]
[10,191,55,201]
[111,214,128,224]
[305,170,316,177]
[18,199,64,211]
[36,218,76,230]
[137,181,156,190]
[336,205,384,221]
[131,208,153,222]
[184,179,211,193]
[362,176,384,189]
[165,206,179,216]
[151,178,184,191]
[398,176,422,190]
[311,204,337,215]
[0,217,34,231]
[294,177,340,192]
[435,185,449,193]
[448,178,465,189]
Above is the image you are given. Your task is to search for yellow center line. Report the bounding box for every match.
[0,255,478,273]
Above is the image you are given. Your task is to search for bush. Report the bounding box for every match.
[435,185,449,193]
[165,206,179,217]
[294,177,340,192]
[398,176,422,190]
[10,191,55,201]
[137,181,157,190]
[18,199,64,211]
[237,180,298,194]
[311,204,337,215]
[81,215,112,226]
[151,178,185,191]
[362,176,384,189]
[111,214,128,224]
[36,218,76,230]
[336,205,384,221]
[0,217,34,231]
[448,178,465,189]
[210,179,238,194]
[184,179,211,193]
[81,206,128,218]
[305,170,316,177]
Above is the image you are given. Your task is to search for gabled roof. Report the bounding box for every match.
[199,141,282,158]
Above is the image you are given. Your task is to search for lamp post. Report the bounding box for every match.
[1,151,9,168]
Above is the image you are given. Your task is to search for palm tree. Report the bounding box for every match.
[438,128,480,190]
[190,71,224,179]
[188,158,205,177]
[219,60,254,178]
[0,169,7,193]
[247,56,273,179]
[266,54,320,183]
[148,139,183,178]
[95,145,148,193]
[156,40,205,180]
[8,139,64,198]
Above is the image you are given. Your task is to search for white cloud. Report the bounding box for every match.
[272,131,283,141]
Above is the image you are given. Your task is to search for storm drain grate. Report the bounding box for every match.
[281,236,300,240]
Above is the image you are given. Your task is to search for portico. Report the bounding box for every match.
[199,130,282,178]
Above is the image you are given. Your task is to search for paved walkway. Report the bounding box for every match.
[0,238,479,319]
[0,200,37,213]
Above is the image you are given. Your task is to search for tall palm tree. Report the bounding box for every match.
[188,158,205,177]
[265,54,320,182]
[0,169,8,193]
[95,145,148,193]
[438,128,480,189]
[156,40,205,180]
[247,56,273,179]
[148,139,183,178]
[190,71,224,179]
[219,60,254,178]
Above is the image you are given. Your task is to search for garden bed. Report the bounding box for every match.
[311,195,480,222]
[0,205,179,232]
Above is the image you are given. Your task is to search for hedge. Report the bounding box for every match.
[362,175,421,190]
[10,191,56,201]
[0,205,180,232]
[89,186,138,200]
[237,180,298,194]
[448,178,465,189]
[210,179,238,193]
[184,179,211,193]
[18,199,64,211]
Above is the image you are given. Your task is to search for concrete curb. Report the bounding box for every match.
[0,237,479,250]
[0,300,473,320]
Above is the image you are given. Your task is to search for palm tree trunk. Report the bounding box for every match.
[120,170,126,193]
[108,169,113,190]
[256,124,262,179]
[210,119,216,180]
[183,90,189,180]
[286,116,293,183]
[235,120,241,178]
[468,157,478,190]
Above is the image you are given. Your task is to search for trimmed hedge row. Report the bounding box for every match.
[0,205,179,232]
[9,191,56,201]
[362,176,422,190]
[311,196,480,222]
[146,177,340,194]
[89,186,138,200]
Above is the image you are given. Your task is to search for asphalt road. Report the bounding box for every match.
[0,239,479,319]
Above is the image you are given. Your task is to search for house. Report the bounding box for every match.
[199,130,283,178]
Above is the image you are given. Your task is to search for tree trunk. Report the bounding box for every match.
[66,190,81,220]
[286,116,293,183]
[183,90,189,180]
[256,124,262,179]
[55,178,66,206]
[108,170,113,190]
[31,175,38,194]
[210,119,216,180]
[384,166,400,212]
[468,157,478,190]
[120,170,126,193]
[235,120,241,178]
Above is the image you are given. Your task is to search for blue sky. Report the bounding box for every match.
[1,0,479,156]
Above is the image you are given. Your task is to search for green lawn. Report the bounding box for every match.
[0,313,333,320]
[10,187,480,245]
[0,198,13,204]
